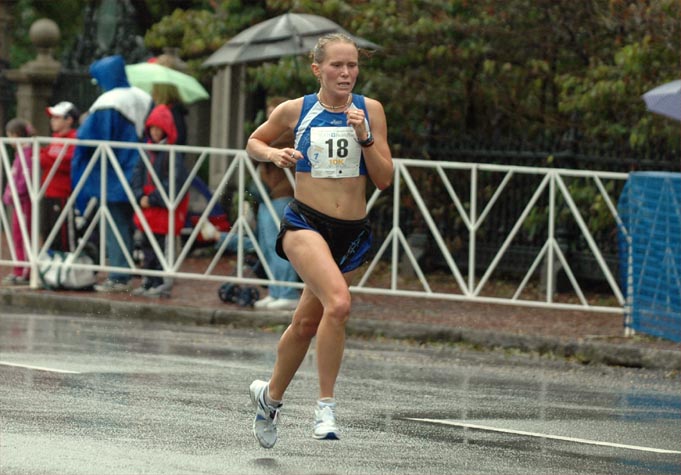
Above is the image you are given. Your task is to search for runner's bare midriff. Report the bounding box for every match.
[294,172,367,220]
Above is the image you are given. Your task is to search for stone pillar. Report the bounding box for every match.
[208,64,246,189]
[4,18,61,136]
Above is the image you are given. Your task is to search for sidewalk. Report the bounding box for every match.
[1,255,679,370]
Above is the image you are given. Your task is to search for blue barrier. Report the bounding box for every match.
[618,172,681,342]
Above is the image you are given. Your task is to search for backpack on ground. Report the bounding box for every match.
[39,251,97,290]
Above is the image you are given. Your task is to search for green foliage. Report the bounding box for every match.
[523,177,618,241]
[143,0,204,19]
[12,0,677,158]
[558,35,679,148]
[247,57,316,97]
[49,0,671,158]
[556,1,679,148]
[7,0,202,68]
[9,0,85,66]
[7,0,675,250]
[143,1,267,78]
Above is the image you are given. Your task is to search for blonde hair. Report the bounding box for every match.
[152,83,182,105]
[310,33,359,64]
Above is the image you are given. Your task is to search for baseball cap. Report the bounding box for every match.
[46,101,80,121]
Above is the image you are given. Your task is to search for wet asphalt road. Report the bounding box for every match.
[1,310,680,475]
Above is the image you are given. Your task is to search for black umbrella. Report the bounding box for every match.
[203,13,380,67]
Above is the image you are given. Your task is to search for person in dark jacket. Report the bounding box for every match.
[151,83,187,146]
[151,54,188,146]
[131,104,188,298]
[71,55,153,292]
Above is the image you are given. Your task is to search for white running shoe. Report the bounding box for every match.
[142,283,172,298]
[266,298,299,310]
[254,295,275,309]
[131,278,152,296]
[249,380,281,449]
[313,400,340,440]
[94,279,132,293]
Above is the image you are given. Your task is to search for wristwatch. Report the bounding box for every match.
[357,132,374,148]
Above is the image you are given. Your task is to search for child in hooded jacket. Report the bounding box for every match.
[130,104,189,298]
[2,118,35,285]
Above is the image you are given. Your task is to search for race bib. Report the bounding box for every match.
[308,127,362,178]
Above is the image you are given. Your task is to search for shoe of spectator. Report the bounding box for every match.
[143,283,172,298]
[266,298,299,310]
[2,274,29,286]
[132,285,150,296]
[94,279,132,293]
[254,295,275,308]
[131,277,154,296]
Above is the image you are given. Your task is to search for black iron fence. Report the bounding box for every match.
[426,135,679,173]
[50,69,101,117]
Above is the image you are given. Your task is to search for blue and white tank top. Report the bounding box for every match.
[294,93,369,177]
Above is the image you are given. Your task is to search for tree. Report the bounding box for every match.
[9,0,85,66]
[555,0,679,150]
[18,0,674,160]
[250,0,679,157]
[8,0,199,67]
[143,0,267,79]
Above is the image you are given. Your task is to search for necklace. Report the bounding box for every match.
[317,93,352,110]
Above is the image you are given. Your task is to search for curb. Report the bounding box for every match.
[2,289,679,371]
[342,319,681,371]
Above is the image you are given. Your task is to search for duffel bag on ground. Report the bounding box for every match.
[39,251,97,290]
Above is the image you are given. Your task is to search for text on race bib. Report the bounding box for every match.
[308,127,362,178]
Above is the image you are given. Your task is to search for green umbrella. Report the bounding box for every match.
[125,63,209,104]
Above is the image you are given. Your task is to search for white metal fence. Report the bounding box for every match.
[1,137,630,316]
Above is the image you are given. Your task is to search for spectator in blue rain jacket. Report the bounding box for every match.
[71,55,153,293]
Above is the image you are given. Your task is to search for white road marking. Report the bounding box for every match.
[0,361,81,374]
[407,418,681,455]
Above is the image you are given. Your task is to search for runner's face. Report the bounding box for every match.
[317,42,359,96]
